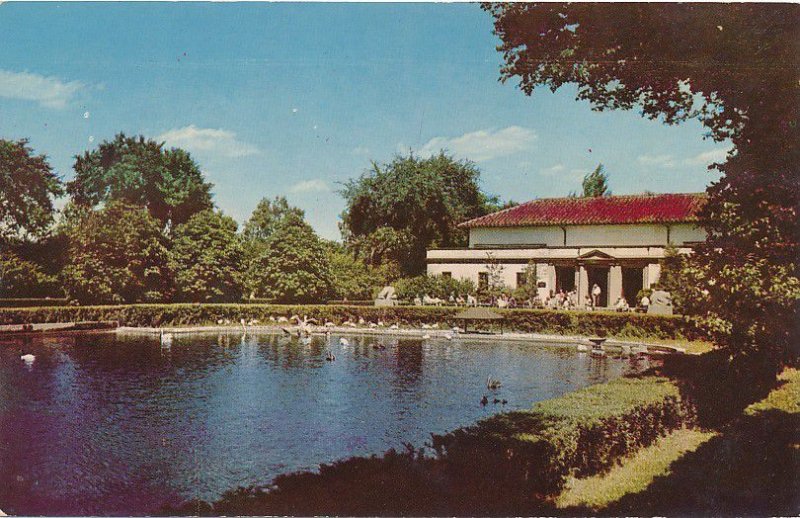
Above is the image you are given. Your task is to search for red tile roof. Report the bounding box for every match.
[461,193,706,228]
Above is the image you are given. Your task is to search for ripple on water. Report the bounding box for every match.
[0,332,655,515]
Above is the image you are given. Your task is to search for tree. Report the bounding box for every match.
[485,3,800,369]
[243,196,305,243]
[62,201,172,303]
[340,152,499,275]
[0,251,60,297]
[67,133,213,228]
[251,214,334,303]
[324,241,399,301]
[582,164,610,197]
[171,210,244,302]
[0,139,63,241]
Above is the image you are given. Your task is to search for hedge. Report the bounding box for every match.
[0,303,704,341]
[430,376,693,496]
[0,298,69,308]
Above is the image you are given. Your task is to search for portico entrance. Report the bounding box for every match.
[587,266,610,307]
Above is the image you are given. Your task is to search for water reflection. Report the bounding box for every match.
[0,332,655,516]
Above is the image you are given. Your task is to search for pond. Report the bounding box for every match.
[0,331,656,515]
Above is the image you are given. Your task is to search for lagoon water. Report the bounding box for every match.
[0,332,654,515]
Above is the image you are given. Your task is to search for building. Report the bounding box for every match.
[426,193,706,308]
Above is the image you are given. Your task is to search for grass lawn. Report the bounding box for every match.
[554,368,800,515]
[556,428,717,510]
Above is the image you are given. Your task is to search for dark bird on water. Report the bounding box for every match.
[480,395,489,406]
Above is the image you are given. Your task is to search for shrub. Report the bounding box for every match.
[431,376,691,496]
[394,274,476,301]
[0,304,703,341]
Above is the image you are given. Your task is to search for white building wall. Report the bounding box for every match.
[469,226,564,247]
[469,223,707,248]
[669,224,706,244]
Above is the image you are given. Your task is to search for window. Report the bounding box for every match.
[478,272,488,290]
[516,272,527,288]
[441,272,452,279]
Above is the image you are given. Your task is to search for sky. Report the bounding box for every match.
[0,2,730,241]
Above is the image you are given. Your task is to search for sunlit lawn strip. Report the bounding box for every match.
[555,428,717,511]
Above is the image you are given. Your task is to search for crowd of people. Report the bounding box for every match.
[412,282,652,313]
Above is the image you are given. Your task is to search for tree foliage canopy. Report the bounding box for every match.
[0,139,63,241]
[485,3,800,366]
[67,133,214,228]
[251,214,334,303]
[62,201,172,304]
[243,196,305,243]
[171,210,243,302]
[340,152,498,275]
[582,163,609,197]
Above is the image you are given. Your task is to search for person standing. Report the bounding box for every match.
[592,283,602,307]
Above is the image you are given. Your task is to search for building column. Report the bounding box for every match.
[578,265,589,308]
[609,265,622,306]
[645,263,662,288]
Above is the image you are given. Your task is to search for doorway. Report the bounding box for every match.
[622,266,644,304]
[587,266,609,307]
[555,266,576,293]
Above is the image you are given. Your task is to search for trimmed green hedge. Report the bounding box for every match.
[0,298,69,308]
[0,303,703,340]
[431,376,692,496]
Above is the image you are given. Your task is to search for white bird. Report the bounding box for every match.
[377,320,385,327]
[217,318,224,325]
[339,337,350,346]
[269,315,277,322]
[452,326,460,333]
[444,333,453,340]
[160,330,173,346]
[20,354,35,363]
[369,322,377,328]
[421,323,430,329]
[422,334,431,340]
[576,343,590,352]
[347,322,357,328]
[277,316,289,323]
[325,321,336,327]
[358,317,366,325]
[431,323,439,329]
[389,324,399,330]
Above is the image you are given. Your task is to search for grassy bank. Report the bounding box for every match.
[559,368,800,515]
[0,303,704,342]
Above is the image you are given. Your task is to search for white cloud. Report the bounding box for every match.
[0,69,84,109]
[684,147,732,166]
[637,154,677,168]
[418,126,538,162]
[540,164,566,176]
[289,179,330,193]
[158,125,260,158]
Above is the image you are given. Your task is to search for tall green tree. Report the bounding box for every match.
[582,164,610,197]
[485,3,800,369]
[171,210,244,302]
[0,251,60,298]
[67,133,214,228]
[0,139,63,241]
[242,196,305,242]
[324,240,399,300]
[62,201,172,303]
[251,214,333,303]
[340,152,498,275]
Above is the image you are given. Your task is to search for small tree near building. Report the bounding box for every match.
[582,164,610,197]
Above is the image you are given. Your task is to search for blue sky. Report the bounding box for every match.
[0,3,729,240]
